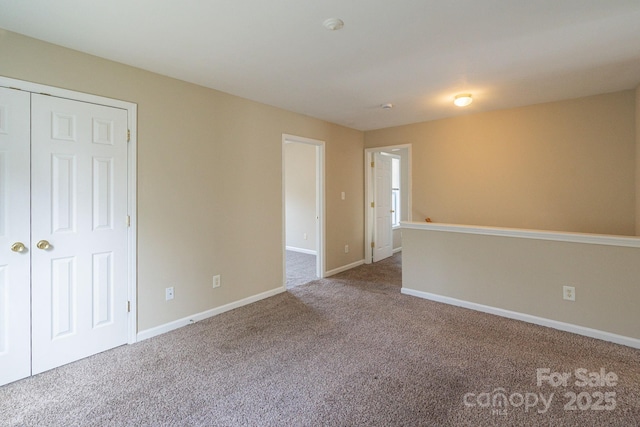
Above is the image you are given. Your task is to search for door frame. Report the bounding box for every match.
[282,134,325,282]
[364,144,412,264]
[0,76,138,344]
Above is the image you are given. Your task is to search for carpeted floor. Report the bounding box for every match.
[285,250,317,289]
[1,252,639,426]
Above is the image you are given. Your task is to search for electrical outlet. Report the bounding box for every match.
[344,244,349,253]
[165,286,174,301]
[213,275,221,289]
[563,286,575,301]
[303,233,307,240]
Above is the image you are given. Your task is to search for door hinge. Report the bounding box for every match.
[371,202,375,208]
[371,242,375,248]
[127,129,131,142]
[371,161,374,167]
[126,215,131,227]
[127,301,131,312]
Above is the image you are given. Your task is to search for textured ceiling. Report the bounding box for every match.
[1,0,639,130]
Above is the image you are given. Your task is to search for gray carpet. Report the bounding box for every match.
[2,252,640,426]
[286,250,317,289]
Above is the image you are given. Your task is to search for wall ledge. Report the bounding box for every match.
[401,288,640,349]
[401,221,640,248]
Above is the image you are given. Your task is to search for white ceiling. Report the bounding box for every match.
[1,0,640,131]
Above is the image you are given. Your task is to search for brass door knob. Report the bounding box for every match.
[36,240,51,250]
[11,242,26,252]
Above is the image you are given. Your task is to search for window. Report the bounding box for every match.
[391,156,400,227]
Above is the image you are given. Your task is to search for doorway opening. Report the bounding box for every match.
[364,144,412,264]
[282,134,325,288]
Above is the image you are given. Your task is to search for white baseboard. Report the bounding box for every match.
[325,259,364,277]
[286,246,317,255]
[393,247,402,254]
[401,288,640,350]
[137,287,285,342]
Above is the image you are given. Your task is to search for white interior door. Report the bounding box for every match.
[373,153,393,262]
[0,88,32,385]
[30,94,129,374]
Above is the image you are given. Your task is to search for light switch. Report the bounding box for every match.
[341,192,346,200]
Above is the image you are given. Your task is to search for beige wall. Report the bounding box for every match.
[0,30,364,331]
[402,227,640,340]
[285,142,316,252]
[392,229,402,250]
[636,85,640,236]
[366,92,637,236]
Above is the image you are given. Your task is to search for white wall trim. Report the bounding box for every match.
[401,288,640,349]
[325,259,365,277]
[137,287,285,342]
[0,76,134,111]
[393,246,402,254]
[401,221,640,248]
[286,246,317,255]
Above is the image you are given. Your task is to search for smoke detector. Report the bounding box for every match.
[323,18,344,31]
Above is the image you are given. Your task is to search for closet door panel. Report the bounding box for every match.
[31,94,129,374]
[0,87,31,386]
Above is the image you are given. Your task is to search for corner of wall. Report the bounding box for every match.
[636,85,640,236]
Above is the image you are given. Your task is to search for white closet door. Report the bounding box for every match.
[373,153,393,262]
[0,87,32,385]
[31,94,129,374]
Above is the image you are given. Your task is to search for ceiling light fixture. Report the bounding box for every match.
[381,103,394,109]
[453,94,473,107]
[323,18,344,31]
